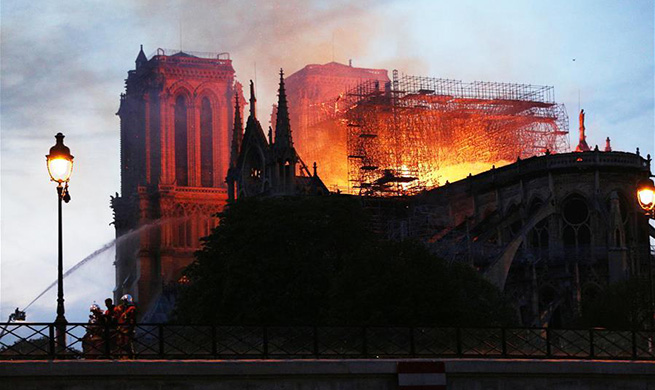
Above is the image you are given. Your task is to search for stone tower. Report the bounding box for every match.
[271,69,298,194]
[112,47,243,318]
[284,62,389,189]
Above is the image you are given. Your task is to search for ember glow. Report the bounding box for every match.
[288,67,569,195]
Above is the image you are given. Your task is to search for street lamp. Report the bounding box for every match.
[637,177,655,332]
[46,132,73,353]
[637,178,655,218]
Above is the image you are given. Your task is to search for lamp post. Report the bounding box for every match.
[46,133,73,353]
[637,178,655,331]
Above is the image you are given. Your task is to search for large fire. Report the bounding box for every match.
[287,65,569,196]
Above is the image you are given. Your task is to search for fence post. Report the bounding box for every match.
[211,325,217,358]
[456,327,462,357]
[313,326,319,358]
[632,330,637,359]
[589,328,595,359]
[263,327,269,359]
[158,324,165,358]
[48,324,56,359]
[546,328,551,358]
[501,328,507,357]
[409,327,415,357]
[104,323,111,358]
[362,327,368,358]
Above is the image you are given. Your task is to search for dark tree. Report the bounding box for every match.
[581,277,654,330]
[174,196,515,326]
[329,239,514,326]
[0,337,50,357]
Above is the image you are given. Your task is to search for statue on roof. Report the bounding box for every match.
[575,109,591,152]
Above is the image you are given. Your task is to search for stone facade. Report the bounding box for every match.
[112,47,243,317]
[371,150,653,326]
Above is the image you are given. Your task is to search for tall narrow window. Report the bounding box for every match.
[200,97,213,187]
[177,220,186,248]
[186,218,193,247]
[150,94,161,184]
[175,95,188,186]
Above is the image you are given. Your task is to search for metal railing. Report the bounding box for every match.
[150,48,230,60]
[1,323,654,360]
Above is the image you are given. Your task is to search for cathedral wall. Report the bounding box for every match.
[385,151,653,326]
[114,50,238,318]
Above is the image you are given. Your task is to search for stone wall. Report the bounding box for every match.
[372,150,653,326]
[2,359,654,390]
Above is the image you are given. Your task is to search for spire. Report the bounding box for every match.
[274,68,293,150]
[136,44,147,68]
[575,109,591,152]
[605,137,612,152]
[230,94,243,168]
[248,80,256,118]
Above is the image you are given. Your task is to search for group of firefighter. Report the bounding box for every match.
[82,294,137,358]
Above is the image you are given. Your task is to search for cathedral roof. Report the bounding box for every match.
[295,175,329,195]
[287,61,389,82]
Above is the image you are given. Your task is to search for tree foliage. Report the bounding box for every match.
[581,277,654,330]
[174,196,515,326]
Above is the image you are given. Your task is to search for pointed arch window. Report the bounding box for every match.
[174,95,188,186]
[200,97,214,187]
[243,147,264,195]
[528,199,549,252]
[561,195,592,256]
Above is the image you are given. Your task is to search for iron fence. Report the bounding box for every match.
[1,323,654,360]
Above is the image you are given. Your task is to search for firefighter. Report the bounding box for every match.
[103,298,121,355]
[117,294,137,358]
[104,298,118,325]
[82,304,105,356]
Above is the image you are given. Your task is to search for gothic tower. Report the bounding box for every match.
[272,69,298,194]
[112,47,243,318]
[228,72,328,200]
[226,94,243,201]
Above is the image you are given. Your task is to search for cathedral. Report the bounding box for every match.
[112,46,653,326]
[112,47,326,319]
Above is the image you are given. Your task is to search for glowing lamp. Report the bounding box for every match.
[46,133,74,183]
[636,178,655,215]
[639,187,655,209]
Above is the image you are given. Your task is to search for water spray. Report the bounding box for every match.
[21,218,180,312]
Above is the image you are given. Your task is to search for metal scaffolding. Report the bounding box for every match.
[309,71,570,196]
